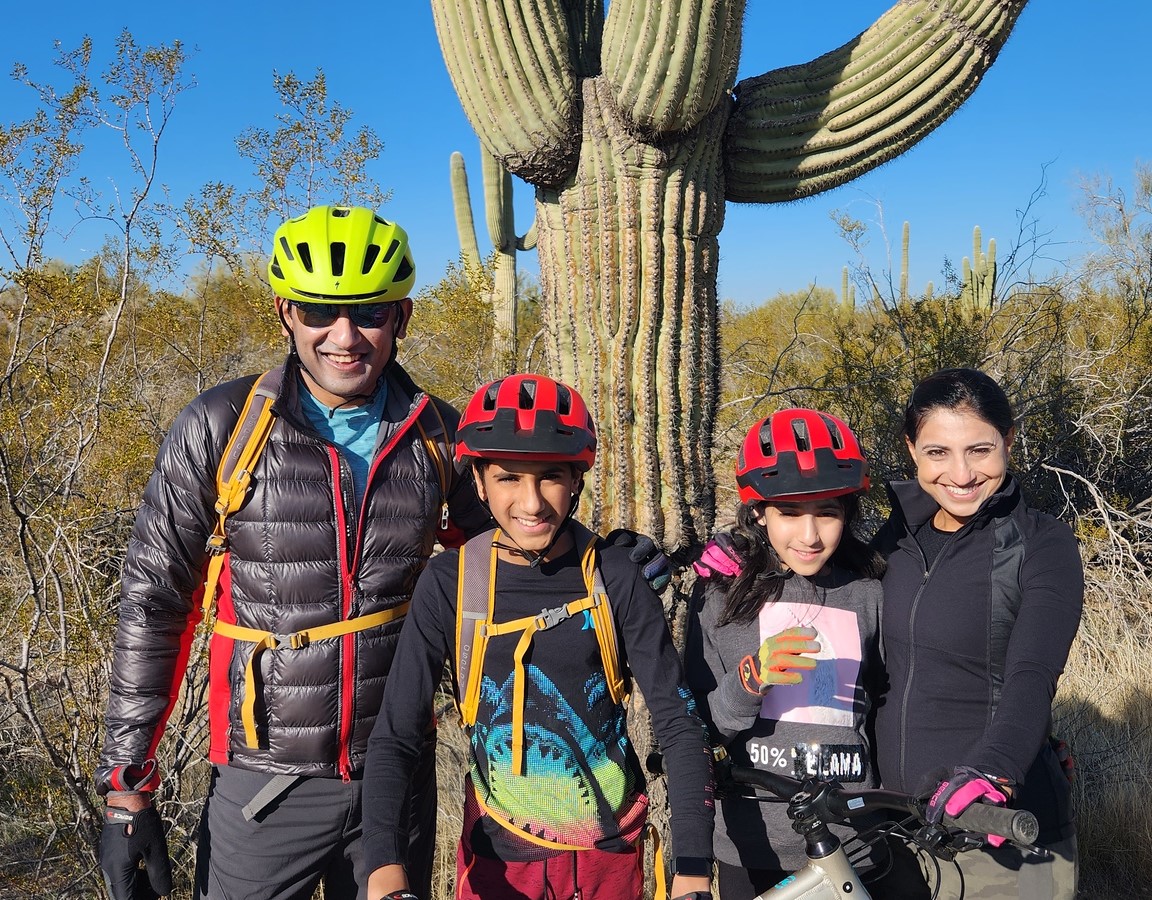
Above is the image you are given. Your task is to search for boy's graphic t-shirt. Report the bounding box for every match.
[465,554,648,857]
[361,537,715,871]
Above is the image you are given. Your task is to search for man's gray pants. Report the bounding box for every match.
[192,740,436,900]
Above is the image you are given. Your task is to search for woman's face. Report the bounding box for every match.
[906,405,1013,531]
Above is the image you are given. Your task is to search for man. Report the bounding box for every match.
[95,205,490,900]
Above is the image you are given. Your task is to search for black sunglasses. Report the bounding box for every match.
[289,300,397,329]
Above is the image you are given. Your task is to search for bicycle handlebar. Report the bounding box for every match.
[723,763,1039,847]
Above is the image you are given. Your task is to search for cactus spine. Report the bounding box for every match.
[432,0,1028,550]
[451,148,537,371]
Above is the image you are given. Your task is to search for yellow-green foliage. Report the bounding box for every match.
[402,258,542,408]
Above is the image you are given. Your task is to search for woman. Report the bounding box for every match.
[871,367,1082,899]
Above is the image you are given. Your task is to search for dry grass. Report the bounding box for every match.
[1055,554,1152,899]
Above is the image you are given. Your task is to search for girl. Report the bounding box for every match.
[685,408,885,900]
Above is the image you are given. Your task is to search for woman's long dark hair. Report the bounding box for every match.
[716,493,886,627]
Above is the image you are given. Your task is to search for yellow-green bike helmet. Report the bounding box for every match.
[268,205,416,303]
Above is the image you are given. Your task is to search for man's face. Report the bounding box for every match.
[276,297,411,407]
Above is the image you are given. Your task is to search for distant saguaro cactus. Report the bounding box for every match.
[961,225,998,310]
[432,0,1028,550]
[450,148,537,372]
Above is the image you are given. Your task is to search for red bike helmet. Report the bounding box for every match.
[455,374,597,471]
[735,408,869,504]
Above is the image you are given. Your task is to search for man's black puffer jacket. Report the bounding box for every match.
[96,359,488,788]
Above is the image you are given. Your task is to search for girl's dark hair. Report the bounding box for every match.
[716,493,886,627]
[904,367,1015,442]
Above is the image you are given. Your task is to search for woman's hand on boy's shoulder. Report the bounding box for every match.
[604,528,671,593]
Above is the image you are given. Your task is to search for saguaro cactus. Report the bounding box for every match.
[451,148,537,371]
[961,224,998,311]
[432,0,1028,551]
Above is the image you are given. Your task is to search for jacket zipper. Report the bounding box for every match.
[334,395,432,780]
[330,447,356,782]
[896,522,966,789]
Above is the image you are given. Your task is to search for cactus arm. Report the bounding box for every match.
[431,0,580,185]
[450,152,482,271]
[724,0,1027,203]
[603,0,744,134]
[482,149,515,252]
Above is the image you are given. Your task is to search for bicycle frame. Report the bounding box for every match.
[719,760,1041,900]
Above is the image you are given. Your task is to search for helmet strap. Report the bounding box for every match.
[482,478,583,568]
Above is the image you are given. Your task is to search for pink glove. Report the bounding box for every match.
[692,532,744,578]
[926,766,1011,847]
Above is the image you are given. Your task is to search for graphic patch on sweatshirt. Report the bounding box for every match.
[757,602,863,727]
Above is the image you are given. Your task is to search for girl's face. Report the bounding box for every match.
[755,498,846,577]
[906,404,1012,532]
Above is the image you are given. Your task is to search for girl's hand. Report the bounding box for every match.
[738,627,820,695]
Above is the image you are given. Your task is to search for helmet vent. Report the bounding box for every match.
[518,380,537,409]
[383,238,399,264]
[791,419,812,452]
[822,415,845,450]
[362,244,380,274]
[295,242,313,273]
[395,256,414,283]
[482,383,500,411]
[330,242,346,277]
[332,207,350,218]
[555,385,572,415]
[278,236,295,261]
[758,421,774,457]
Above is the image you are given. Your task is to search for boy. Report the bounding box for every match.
[363,374,714,900]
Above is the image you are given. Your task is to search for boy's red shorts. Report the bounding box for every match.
[455,824,643,900]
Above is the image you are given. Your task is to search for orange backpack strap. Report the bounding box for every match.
[568,521,629,706]
[454,524,629,744]
[414,398,451,529]
[201,368,282,619]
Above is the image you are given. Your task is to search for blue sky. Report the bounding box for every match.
[3,2,1148,307]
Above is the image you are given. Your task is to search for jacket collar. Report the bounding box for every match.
[886,471,1021,534]
[277,356,422,424]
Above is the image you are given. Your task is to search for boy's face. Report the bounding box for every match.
[473,458,582,564]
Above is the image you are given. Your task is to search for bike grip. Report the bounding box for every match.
[945,803,1039,845]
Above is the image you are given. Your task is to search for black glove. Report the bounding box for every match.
[605,528,671,593]
[100,804,173,900]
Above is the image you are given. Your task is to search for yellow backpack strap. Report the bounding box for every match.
[569,522,629,707]
[645,822,667,900]
[414,398,450,530]
[213,602,410,749]
[201,368,282,619]
[486,593,598,776]
[456,528,499,726]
